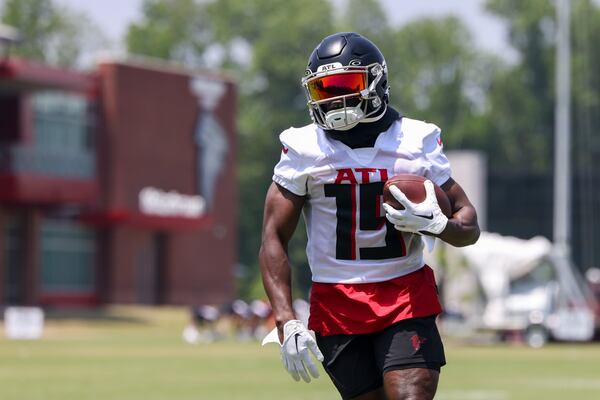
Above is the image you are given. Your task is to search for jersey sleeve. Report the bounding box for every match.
[423,127,451,187]
[272,132,309,196]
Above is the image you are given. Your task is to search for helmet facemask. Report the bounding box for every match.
[302,62,387,131]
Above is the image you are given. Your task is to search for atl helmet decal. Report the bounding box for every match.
[317,62,343,72]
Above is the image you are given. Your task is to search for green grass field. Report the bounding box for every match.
[1,307,599,400]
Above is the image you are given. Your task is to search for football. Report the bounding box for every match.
[383,174,452,218]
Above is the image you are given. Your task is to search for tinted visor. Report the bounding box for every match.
[306,72,366,101]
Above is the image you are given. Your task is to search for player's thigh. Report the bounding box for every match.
[373,316,446,373]
[316,333,383,400]
[383,368,439,400]
[372,316,446,399]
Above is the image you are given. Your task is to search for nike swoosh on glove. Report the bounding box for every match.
[278,320,324,383]
[382,180,448,235]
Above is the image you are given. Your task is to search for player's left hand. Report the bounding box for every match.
[382,180,448,235]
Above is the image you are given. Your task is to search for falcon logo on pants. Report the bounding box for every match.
[410,334,428,352]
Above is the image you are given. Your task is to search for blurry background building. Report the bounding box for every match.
[0,56,237,307]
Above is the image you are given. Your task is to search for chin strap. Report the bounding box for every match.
[325,103,389,132]
[360,103,388,124]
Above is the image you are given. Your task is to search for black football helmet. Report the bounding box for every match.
[301,32,390,130]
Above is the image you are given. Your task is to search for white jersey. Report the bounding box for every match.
[273,117,451,284]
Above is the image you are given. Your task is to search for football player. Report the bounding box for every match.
[260,32,479,400]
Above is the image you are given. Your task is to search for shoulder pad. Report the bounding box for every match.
[279,124,324,159]
[400,117,440,138]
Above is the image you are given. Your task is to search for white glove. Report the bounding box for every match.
[382,180,448,235]
[262,320,324,382]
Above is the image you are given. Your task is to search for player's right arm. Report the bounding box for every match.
[259,182,305,342]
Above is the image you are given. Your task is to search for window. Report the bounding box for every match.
[19,91,97,178]
[4,214,25,304]
[40,219,96,294]
[32,91,94,152]
[509,261,556,295]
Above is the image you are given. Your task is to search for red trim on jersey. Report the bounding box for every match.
[376,168,388,230]
[308,265,442,336]
[351,183,357,260]
[378,168,389,181]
